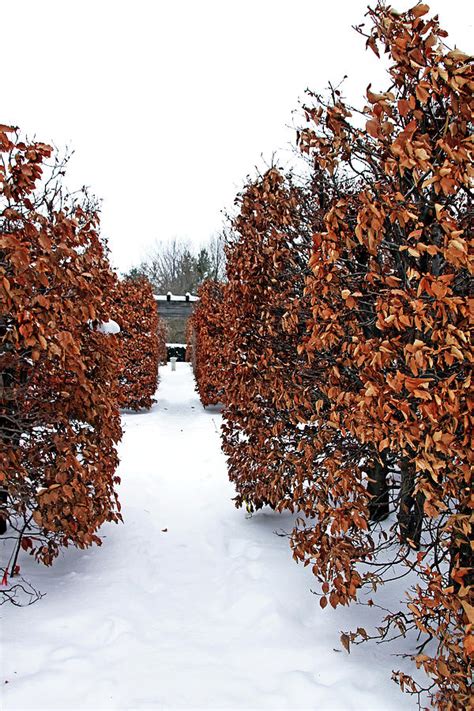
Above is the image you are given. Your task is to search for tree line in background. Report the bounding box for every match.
[187,3,472,708]
[127,234,226,295]
[0,128,165,604]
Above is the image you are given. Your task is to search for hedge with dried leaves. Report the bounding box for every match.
[295,4,472,706]
[115,276,161,410]
[0,126,122,591]
[188,280,226,406]
[196,3,472,706]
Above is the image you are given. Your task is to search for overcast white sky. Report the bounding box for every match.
[3,0,472,273]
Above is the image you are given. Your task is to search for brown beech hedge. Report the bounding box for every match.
[221,169,331,514]
[115,276,162,410]
[296,5,473,706]
[187,280,226,406]
[0,125,123,590]
[193,3,473,707]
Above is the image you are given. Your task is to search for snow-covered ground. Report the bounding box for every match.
[1,363,415,710]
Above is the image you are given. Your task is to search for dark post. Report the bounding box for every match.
[0,489,7,535]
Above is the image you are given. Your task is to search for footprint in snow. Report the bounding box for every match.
[95,616,133,646]
[227,538,262,561]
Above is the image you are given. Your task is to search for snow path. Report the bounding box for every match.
[2,363,415,710]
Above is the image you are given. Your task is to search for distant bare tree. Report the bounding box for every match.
[127,235,226,293]
[207,233,226,282]
[128,239,194,293]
